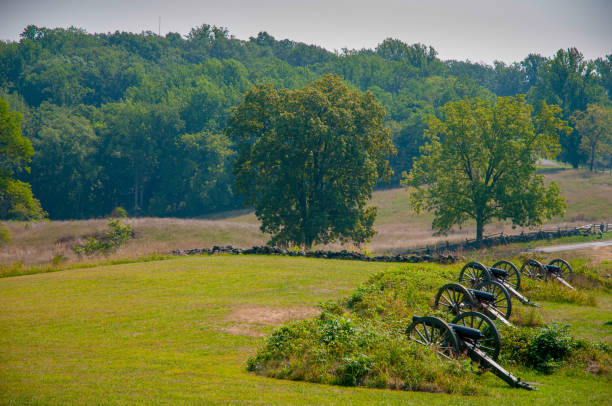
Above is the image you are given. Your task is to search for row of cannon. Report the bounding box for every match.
[459,258,575,292]
[407,258,575,390]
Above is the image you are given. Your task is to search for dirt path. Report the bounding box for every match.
[528,240,612,253]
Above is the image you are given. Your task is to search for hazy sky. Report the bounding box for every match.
[0,0,610,64]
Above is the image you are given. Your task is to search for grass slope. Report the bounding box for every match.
[1,255,610,405]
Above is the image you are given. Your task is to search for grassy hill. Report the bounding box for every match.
[1,255,610,404]
[1,169,611,266]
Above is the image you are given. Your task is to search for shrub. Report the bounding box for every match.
[499,326,537,366]
[501,323,581,374]
[336,354,374,386]
[51,254,67,266]
[110,206,128,218]
[72,219,133,257]
[528,323,576,373]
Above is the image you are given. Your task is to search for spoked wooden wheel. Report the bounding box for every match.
[406,316,460,360]
[475,280,512,319]
[548,258,573,280]
[459,262,491,288]
[491,260,521,290]
[452,311,501,361]
[434,283,475,315]
[520,259,545,280]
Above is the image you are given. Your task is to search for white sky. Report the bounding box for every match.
[0,0,610,64]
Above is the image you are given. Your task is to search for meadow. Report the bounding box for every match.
[1,167,611,404]
[1,255,611,405]
[2,169,611,267]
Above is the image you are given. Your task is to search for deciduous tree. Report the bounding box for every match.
[571,104,612,171]
[0,97,46,244]
[404,96,568,241]
[227,74,395,248]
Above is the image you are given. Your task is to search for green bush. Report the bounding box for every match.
[530,323,581,373]
[51,254,67,266]
[72,219,133,257]
[501,324,581,374]
[110,206,128,218]
[336,354,374,386]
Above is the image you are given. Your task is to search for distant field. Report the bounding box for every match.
[1,169,611,266]
[1,256,610,405]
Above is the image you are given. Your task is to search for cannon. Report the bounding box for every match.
[459,261,538,307]
[520,258,575,290]
[406,311,535,390]
[434,281,513,327]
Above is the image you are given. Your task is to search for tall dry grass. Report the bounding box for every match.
[1,169,610,266]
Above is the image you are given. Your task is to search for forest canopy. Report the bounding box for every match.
[0,24,610,220]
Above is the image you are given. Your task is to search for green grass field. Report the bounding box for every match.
[1,255,610,405]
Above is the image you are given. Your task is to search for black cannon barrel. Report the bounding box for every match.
[544,264,562,272]
[489,267,510,278]
[468,289,496,302]
[449,323,484,340]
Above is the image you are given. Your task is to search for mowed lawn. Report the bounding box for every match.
[1,256,611,405]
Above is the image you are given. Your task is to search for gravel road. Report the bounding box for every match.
[527,240,612,253]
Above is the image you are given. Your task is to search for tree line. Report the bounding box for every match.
[0,24,610,222]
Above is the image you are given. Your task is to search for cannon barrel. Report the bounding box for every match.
[468,347,536,390]
[449,323,483,340]
[544,264,562,272]
[468,289,496,302]
[489,267,510,278]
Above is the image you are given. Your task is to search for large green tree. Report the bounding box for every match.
[227,74,395,248]
[404,96,568,241]
[571,104,612,171]
[0,97,46,243]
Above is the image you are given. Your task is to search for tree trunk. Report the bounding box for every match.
[476,217,484,242]
[591,146,595,172]
[305,239,313,251]
[134,172,139,212]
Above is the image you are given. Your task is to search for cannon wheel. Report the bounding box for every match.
[548,258,573,280]
[520,259,545,280]
[434,283,475,315]
[491,260,521,290]
[406,316,460,360]
[452,311,501,361]
[459,262,491,288]
[475,280,512,320]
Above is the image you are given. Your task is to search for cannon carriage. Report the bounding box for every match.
[434,281,513,327]
[459,261,537,307]
[520,258,575,289]
[406,311,535,390]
